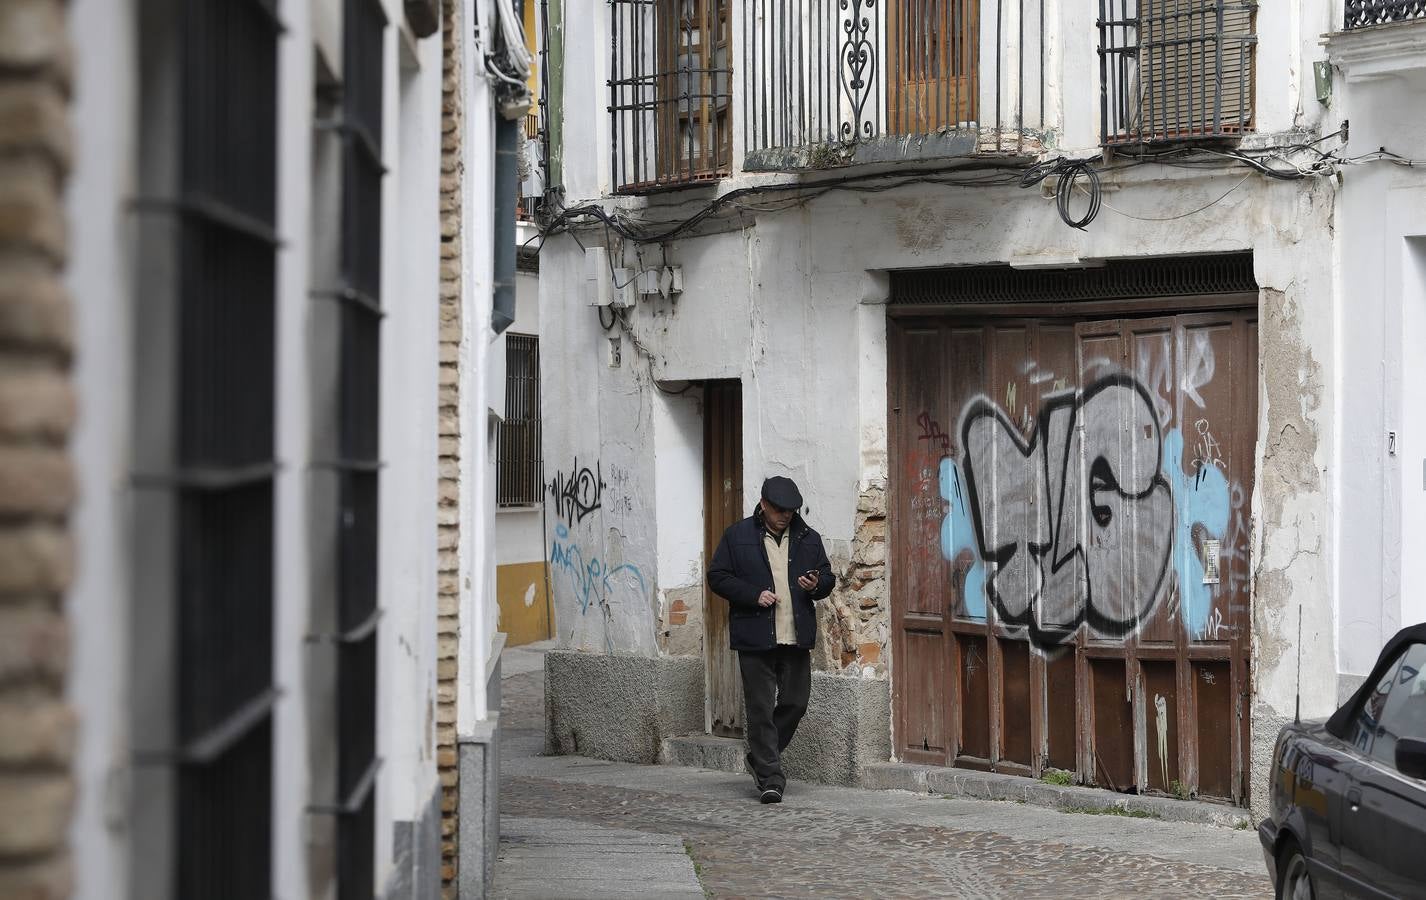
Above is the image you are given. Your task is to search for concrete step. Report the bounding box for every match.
[659,734,748,775]
[658,734,1251,829]
[863,762,1253,829]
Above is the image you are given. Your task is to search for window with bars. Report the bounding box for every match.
[498,334,543,506]
[332,2,386,898]
[134,0,282,896]
[1098,0,1257,146]
[609,0,733,192]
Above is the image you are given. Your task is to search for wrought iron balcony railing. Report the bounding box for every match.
[741,0,1048,169]
[1345,0,1426,28]
[1098,0,1257,147]
[609,0,734,193]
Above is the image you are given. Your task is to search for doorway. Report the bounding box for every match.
[702,379,744,736]
[890,307,1257,802]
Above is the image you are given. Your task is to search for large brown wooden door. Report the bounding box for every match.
[887,0,979,134]
[703,380,744,736]
[890,309,1256,803]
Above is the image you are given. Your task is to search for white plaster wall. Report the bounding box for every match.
[375,9,444,885]
[1402,237,1426,632]
[538,237,662,654]
[496,508,545,564]
[65,0,136,893]
[1326,28,1426,676]
[653,389,704,590]
[456,0,505,733]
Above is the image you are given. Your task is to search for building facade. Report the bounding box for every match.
[0,0,505,897]
[537,0,1426,816]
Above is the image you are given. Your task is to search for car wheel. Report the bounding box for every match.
[1276,840,1315,900]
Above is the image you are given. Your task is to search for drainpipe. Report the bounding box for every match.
[492,115,517,335]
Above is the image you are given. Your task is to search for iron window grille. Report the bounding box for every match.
[498,333,543,506]
[329,2,386,898]
[1098,0,1257,147]
[1345,0,1426,27]
[169,0,280,896]
[609,0,733,192]
[740,0,1047,164]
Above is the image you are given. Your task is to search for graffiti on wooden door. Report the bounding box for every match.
[937,372,1231,649]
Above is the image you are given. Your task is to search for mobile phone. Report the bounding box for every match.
[803,570,817,579]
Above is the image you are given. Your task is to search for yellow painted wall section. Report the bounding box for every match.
[497,561,551,647]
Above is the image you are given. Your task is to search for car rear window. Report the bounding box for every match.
[1349,643,1426,772]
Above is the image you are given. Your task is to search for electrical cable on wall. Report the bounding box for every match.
[533,127,1378,247]
[1020,157,1103,229]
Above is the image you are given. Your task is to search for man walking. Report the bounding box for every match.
[708,476,835,803]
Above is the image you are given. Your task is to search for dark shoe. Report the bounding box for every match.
[759,786,782,804]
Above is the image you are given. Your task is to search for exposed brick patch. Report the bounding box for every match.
[821,482,889,675]
[0,0,75,889]
[436,0,462,895]
[657,584,705,657]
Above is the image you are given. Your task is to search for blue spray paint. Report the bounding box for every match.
[939,457,988,620]
[1161,429,1229,638]
[550,523,647,615]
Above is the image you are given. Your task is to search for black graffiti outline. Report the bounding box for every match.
[958,373,1175,648]
[547,458,607,527]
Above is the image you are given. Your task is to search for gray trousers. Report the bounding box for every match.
[738,645,811,791]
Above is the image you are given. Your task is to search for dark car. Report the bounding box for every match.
[1260,623,1426,899]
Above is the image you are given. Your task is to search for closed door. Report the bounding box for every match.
[887,0,978,134]
[703,380,744,736]
[890,308,1256,802]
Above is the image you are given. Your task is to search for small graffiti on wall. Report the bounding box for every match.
[548,458,606,527]
[925,372,1233,649]
[548,523,647,618]
[545,454,651,652]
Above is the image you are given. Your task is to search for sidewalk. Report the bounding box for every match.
[495,644,1272,899]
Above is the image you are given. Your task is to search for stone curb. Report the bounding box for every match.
[862,762,1253,828]
[659,735,1251,829]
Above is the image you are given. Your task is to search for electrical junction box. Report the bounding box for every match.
[635,265,684,300]
[585,247,610,307]
[636,269,662,297]
[663,265,683,297]
[610,269,635,308]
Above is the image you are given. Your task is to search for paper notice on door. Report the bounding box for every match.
[1202,539,1221,585]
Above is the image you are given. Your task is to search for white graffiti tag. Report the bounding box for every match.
[959,375,1175,647]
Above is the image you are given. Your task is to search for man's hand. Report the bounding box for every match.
[757,590,779,608]
[796,572,818,591]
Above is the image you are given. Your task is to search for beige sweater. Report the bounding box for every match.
[763,531,797,645]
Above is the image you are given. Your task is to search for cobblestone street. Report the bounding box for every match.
[496,647,1274,899]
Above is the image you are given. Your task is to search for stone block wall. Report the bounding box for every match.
[0,1,77,897]
[545,652,705,764]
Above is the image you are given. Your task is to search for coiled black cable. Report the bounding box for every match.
[1020,156,1103,230]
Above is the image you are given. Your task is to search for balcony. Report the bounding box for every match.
[1345,0,1426,28]
[1098,1,1257,147]
[740,0,1048,171]
[609,0,734,193]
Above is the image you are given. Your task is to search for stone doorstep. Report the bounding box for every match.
[658,735,1251,830]
[659,734,749,774]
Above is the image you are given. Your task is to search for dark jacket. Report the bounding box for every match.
[707,508,835,651]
